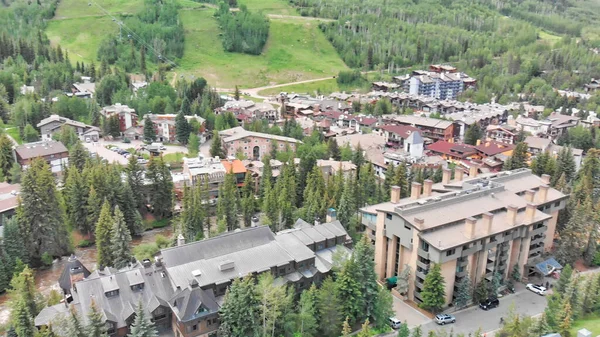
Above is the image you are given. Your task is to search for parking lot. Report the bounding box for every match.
[83,142,129,165]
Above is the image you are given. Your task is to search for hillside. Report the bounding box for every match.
[45,0,348,88]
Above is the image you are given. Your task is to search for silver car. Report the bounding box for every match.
[435,314,456,325]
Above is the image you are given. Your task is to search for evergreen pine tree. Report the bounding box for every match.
[316,277,343,337]
[111,206,133,269]
[419,263,446,313]
[69,142,88,171]
[3,216,27,267]
[13,300,34,337]
[453,272,472,309]
[86,186,101,235]
[337,258,362,324]
[302,165,327,223]
[528,313,551,337]
[86,299,108,337]
[9,266,39,326]
[128,301,158,337]
[0,134,14,178]
[510,142,529,169]
[327,138,341,160]
[240,172,256,227]
[17,158,70,264]
[474,279,488,303]
[143,117,156,142]
[210,130,225,158]
[126,155,145,209]
[352,143,365,169]
[65,168,91,235]
[354,235,381,322]
[8,162,21,184]
[341,317,352,336]
[175,111,190,144]
[146,156,174,218]
[234,85,240,101]
[217,170,239,231]
[95,200,114,268]
[218,277,260,337]
[295,285,318,337]
[187,133,200,157]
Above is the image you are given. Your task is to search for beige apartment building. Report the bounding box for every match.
[359,168,567,307]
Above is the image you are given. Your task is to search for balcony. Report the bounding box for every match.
[416,259,430,270]
[500,244,510,252]
[457,258,468,267]
[529,245,543,256]
[418,248,430,259]
[461,244,480,257]
[456,269,467,278]
[530,226,547,237]
[416,270,428,281]
[487,260,495,270]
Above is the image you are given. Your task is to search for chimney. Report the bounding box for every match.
[177,234,186,247]
[454,167,464,181]
[442,168,451,184]
[482,212,494,235]
[469,164,478,178]
[507,204,518,226]
[525,190,535,202]
[476,139,482,146]
[414,217,424,228]
[410,182,422,200]
[538,184,549,203]
[526,203,537,223]
[465,217,477,238]
[391,185,401,203]
[423,179,433,197]
[541,174,551,185]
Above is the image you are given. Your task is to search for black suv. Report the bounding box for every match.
[479,297,499,310]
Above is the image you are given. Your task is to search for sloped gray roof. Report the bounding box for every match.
[58,255,91,293]
[168,287,219,322]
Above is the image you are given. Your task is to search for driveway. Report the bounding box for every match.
[84,142,129,165]
[391,295,430,328]
[419,287,547,336]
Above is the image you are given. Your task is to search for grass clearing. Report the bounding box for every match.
[3,127,23,145]
[163,152,186,163]
[571,314,600,335]
[258,77,370,96]
[54,0,144,19]
[538,30,562,44]
[46,16,118,64]
[243,0,297,15]
[177,9,347,88]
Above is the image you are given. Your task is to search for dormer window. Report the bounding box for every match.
[105,290,119,297]
[131,283,144,291]
[195,306,208,315]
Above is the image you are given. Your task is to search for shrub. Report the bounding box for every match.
[133,243,159,262]
[41,252,54,266]
[123,137,131,143]
[593,251,600,266]
[155,235,170,249]
[77,239,93,248]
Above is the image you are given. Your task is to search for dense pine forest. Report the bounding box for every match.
[215,2,270,55]
[290,0,600,107]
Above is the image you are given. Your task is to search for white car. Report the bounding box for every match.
[526,283,546,295]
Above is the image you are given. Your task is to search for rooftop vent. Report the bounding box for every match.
[192,269,202,277]
[219,260,235,272]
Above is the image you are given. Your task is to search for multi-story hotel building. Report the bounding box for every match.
[359,168,567,307]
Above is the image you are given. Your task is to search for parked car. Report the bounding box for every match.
[137,158,148,164]
[479,298,500,310]
[526,283,547,295]
[389,317,402,329]
[435,314,456,325]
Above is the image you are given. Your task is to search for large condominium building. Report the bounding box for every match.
[36,221,352,337]
[408,71,476,100]
[359,168,567,307]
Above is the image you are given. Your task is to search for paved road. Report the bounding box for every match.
[419,289,547,336]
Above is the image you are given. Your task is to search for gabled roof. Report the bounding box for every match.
[168,287,219,322]
[524,136,551,151]
[427,141,476,158]
[380,124,421,139]
[475,141,515,156]
[58,255,91,292]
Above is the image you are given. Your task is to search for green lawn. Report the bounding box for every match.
[258,77,371,96]
[571,315,600,336]
[243,0,297,15]
[54,0,144,19]
[3,127,23,145]
[177,9,347,88]
[538,30,562,44]
[46,16,118,64]
[163,152,186,163]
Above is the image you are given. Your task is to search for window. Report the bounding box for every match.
[446,249,455,256]
[195,306,208,315]
[105,290,119,297]
[386,213,393,220]
[554,201,560,207]
[130,283,144,291]
[420,241,429,252]
[404,225,411,230]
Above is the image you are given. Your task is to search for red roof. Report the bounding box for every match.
[475,141,515,156]
[221,159,247,174]
[427,141,476,158]
[354,117,378,126]
[318,110,346,120]
[381,125,421,139]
